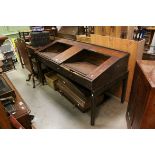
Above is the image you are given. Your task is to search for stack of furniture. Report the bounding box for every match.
[0,39,16,72]
[0,36,15,72]
[30,31,50,47]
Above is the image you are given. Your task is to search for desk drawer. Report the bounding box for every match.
[55,75,104,112]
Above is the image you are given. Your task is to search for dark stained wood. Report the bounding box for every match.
[52,46,83,64]
[0,102,12,129]
[126,60,155,128]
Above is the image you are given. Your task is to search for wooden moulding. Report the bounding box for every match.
[76,34,145,102]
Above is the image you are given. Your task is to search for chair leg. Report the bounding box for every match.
[26,74,32,81]
[26,73,36,88]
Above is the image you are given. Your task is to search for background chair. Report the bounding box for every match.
[15,38,37,88]
[18,31,30,42]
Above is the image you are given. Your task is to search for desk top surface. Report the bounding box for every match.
[35,38,129,86]
[137,60,155,88]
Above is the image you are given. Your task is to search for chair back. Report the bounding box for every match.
[15,38,33,73]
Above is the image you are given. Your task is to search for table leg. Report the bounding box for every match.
[91,93,96,126]
[36,59,44,85]
[121,77,128,103]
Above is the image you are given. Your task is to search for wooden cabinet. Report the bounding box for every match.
[0,73,33,129]
[126,60,155,128]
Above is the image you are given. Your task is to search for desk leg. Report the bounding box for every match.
[121,77,128,103]
[37,60,44,85]
[91,93,96,126]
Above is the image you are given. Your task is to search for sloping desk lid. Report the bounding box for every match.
[61,50,119,80]
[36,38,128,80]
[36,39,79,63]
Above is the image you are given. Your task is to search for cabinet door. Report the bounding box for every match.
[126,64,150,128]
[141,90,155,128]
[131,73,150,128]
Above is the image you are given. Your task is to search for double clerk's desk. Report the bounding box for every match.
[26,38,129,126]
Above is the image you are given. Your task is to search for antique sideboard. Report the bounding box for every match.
[126,60,155,128]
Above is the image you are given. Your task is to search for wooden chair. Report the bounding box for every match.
[18,31,30,42]
[14,39,24,68]
[15,38,37,88]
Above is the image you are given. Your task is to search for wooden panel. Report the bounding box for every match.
[90,34,145,101]
[141,89,155,128]
[131,70,150,128]
[127,27,135,39]
[94,26,135,39]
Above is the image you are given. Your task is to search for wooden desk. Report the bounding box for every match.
[0,73,33,128]
[30,38,129,126]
